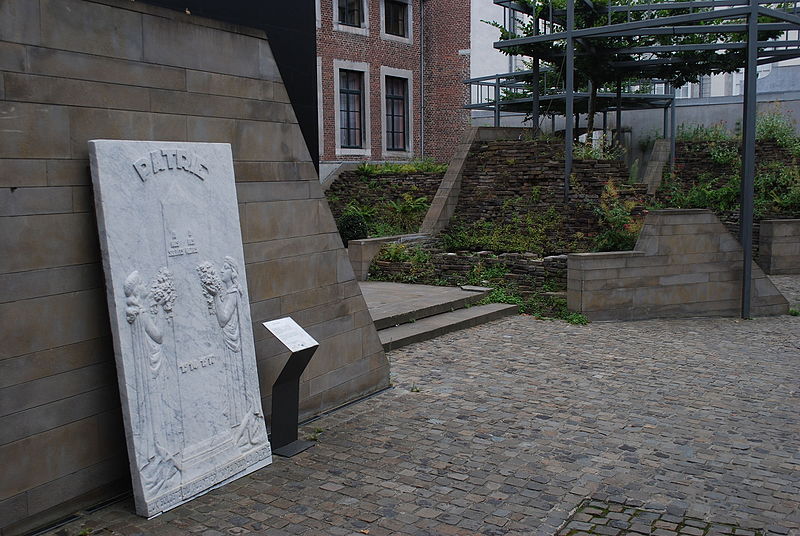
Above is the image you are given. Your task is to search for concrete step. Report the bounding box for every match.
[366,284,491,330]
[378,303,519,352]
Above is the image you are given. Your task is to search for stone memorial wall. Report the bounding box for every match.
[0,1,388,533]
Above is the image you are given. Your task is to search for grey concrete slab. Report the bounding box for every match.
[359,281,490,329]
[378,303,519,351]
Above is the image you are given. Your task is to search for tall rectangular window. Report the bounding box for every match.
[338,0,363,27]
[385,0,407,37]
[385,76,407,151]
[340,70,364,149]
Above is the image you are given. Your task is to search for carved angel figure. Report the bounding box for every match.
[196,257,267,450]
[124,269,180,494]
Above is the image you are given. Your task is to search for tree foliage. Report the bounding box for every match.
[489,0,785,131]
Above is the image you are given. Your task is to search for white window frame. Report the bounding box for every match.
[380,0,413,45]
[334,59,371,157]
[333,0,369,36]
[380,66,414,159]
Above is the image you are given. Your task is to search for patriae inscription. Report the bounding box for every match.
[133,148,209,182]
[90,140,272,518]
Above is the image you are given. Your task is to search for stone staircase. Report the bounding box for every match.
[359,282,519,351]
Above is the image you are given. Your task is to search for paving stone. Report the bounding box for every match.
[38,313,799,536]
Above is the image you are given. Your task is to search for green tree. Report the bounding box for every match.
[488,0,784,140]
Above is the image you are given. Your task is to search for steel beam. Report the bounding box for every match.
[495,6,753,48]
[740,0,759,319]
[565,0,575,201]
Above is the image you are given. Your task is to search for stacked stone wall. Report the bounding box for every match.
[372,252,568,293]
[450,139,645,248]
[673,140,796,184]
[326,171,443,221]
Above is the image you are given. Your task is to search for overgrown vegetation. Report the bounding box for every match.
[439,205,575,254]
[594,180,644,252]
[329,162,443,241]
[371,245,588,324]
[658,110,800,219]
[676,121,735,143]
[572,136,623,161]
[756,109,800,157]
[355,159,448,176]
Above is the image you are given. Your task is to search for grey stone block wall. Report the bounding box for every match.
[567,209,789,321]
[0,1,388,533]
[760,219,800,275]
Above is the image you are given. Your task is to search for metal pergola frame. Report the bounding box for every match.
[489,0,800,318]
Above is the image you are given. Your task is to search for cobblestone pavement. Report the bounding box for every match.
[559,498,771,536]
[49,314,800,536]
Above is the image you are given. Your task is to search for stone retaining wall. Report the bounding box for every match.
[760,219,800,274]
[442,138,646,254]
[674,140,795,184]
[371,249,568,293]
[326,170,443,222]
[567,209,789,321]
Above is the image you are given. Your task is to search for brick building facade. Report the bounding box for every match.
[316,0,470,179]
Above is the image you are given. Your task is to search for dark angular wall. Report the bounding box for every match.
[141,0,319,167]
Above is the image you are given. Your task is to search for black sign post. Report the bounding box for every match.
[263,318,319,457]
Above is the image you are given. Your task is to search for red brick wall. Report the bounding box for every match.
[316,0,471,164]
[317,0,422,162]
[422,0,471,162]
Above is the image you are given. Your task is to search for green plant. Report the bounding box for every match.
[376,242,413,262]
[789,308,799,316]
[709,143,740,166]
[676,122,734,142]
[564,312,589,325]
[658,160,800,219]
[355,159,448,176]
[343,201,377,220]
[439,205,567,255]
[756,108,800,156]
[386,193,429,215]
[336,212,369,246]
[305,428,324,441]
[410,385,421,392]
[465,263,510,286]
[594,180,643,252]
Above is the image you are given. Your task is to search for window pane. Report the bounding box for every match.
[385,76,407,151]
[339,0,362,26]
[340,70,364,149]
[385,1,407,37]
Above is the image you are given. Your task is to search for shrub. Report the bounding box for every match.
[676,122,733,142]
[709,143,740,166]
[593,180,644,252]
[756,108,800,156]
[355,159,447,176]
[336,213,369,246]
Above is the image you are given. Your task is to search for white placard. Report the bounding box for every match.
[263,317,319,353]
